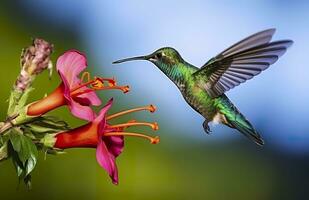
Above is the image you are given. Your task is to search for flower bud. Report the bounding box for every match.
[16,38,53,91]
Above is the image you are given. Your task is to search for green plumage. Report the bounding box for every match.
[113,29,293,146]
[154,56,263,145]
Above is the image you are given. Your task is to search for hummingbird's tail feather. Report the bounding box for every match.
[225,115,264,146]
[217,96,264,146]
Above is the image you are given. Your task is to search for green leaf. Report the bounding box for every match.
[25,154,37,176]
[27,123,54,133]
[39,116,70,129]
[46,148,65,155]
[24,174,32,189]
[7,87,34,116]
[15,161,23,177]
[0,142,8,161]
[9,129,22,152]
[10,144,24,177]
[20,136,37,167]
[15,87,34,112]
[7,90,22,116]
[0,134,10,161]
[8,128,38,175]
[0,133,10,146]
[9,137,35,188]
[22,137,38,175]
[23,116,70,135]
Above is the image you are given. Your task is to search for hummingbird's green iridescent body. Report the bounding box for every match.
[114,29,293,145]
[155,55,218,120]
[151,49,236,128]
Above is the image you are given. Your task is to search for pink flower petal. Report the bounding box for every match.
[103,135,124,158]
[59,71,95,121]
[72,96,92,106]
[96,140,119,184]
[77,91,101,106]
[67,100,96,121]
[57,50,102,111]
[95,98,113,125]
[56,50,87,89]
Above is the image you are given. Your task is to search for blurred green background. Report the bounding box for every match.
[0,1,308,200]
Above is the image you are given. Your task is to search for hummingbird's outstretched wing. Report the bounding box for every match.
[192,29,293,98]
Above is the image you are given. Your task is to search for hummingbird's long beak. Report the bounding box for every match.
[113,55,150,64]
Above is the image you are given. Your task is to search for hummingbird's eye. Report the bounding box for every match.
[156,52,162,59]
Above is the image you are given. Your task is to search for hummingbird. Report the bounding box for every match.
[113,29,293,146]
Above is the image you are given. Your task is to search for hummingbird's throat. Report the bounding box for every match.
[105,105,160,144]
[70,71,130,97]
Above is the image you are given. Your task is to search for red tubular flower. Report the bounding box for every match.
[27,50,129,121]
[52,99,159,184]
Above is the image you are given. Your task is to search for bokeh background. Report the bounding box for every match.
[0,0,308,199]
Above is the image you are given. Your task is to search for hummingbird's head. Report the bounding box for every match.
[113,47,184,67]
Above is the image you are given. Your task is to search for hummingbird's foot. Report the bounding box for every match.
[203,120,212,134]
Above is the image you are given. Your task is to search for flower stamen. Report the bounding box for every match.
[104,132,160,144]
[98,77,116,86]
[112,119,137,131]
[70,79,98,93]
[81,71,91,83]
[91,77,105,89]
[94,85,130,93]
[70,72,129,96]
[70,85,130,97]
[107,105,156,120]
[109,121,159,130]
